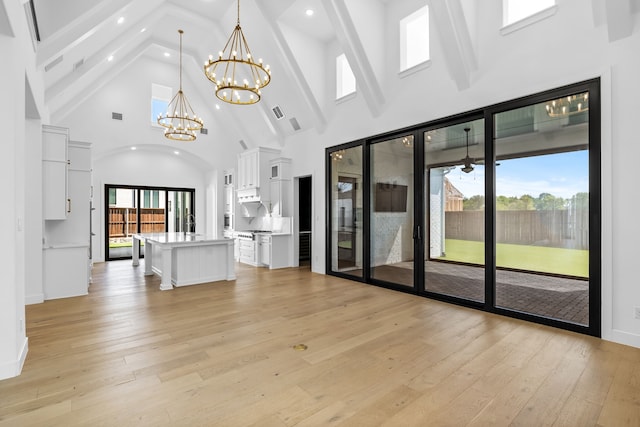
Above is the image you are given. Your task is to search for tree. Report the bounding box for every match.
[463,195,485,211]
[535,192,566,210]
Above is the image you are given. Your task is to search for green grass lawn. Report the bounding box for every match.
[438,239,588,278]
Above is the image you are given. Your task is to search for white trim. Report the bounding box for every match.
[606,329,640,349]
[0,338,28,380]
[399,59,432,79]
[335,91,357,105]
[600,68,614,344]
[500,5,558,36]
[25,293,44,305]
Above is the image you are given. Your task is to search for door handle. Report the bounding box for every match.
[413,225,421,240]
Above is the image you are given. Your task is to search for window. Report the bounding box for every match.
[336,54,356,100]
[504,0,555,26]
[400,6,430,72]
[151,83,171,126]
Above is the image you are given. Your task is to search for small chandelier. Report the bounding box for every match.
[331,150,345,161]
[157,30,204,141]
[203,0,271,105]
[545,93,589,118]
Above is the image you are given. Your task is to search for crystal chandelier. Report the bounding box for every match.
[157,30,204,141]
[203,0,271,105]
[545,93,589,118]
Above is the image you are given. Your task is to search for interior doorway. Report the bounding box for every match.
[298,176,312,266]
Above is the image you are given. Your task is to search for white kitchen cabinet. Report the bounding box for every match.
[43,141,92,300]
[224,185,234,214]
[239,239,258,265]
[258,234,271,266]
[43,245,90,299]
[237,150,258,190]
[269,158,292,217]
[236,147,280,202]
[256,234,292,269]
[42,125,70,220]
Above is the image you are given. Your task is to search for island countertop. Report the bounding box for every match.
[133,232,231,245]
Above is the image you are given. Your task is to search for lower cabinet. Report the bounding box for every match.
[43,246,89,300]
[258,235,271,266]
[239,240,258,266]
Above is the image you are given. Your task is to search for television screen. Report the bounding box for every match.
[374,183,407,212]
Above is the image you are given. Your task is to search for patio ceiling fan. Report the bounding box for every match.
[460,127,475,173]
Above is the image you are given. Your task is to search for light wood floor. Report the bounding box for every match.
[1,261,640,426]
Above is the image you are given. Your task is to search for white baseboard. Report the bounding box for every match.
[25,293,44,305]
[604,329,640,349]
[0,337,28,380]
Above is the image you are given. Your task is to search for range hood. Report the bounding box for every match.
[237,187,261,203]
[239,200,269,218]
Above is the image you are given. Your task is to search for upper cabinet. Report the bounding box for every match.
[237,147,280,203]
[42,125,70,220]
[223,169,234,215]
[269,158,292,217]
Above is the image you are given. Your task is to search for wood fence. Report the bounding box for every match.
[445,208,589,250]
[108,208,165,238]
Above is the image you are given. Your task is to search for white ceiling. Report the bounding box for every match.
[27,0,639,153]
[30,0,346,148]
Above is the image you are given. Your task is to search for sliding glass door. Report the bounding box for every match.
[424,119,485,302]
[329,145,363,278]
[105,185,194,260]
[369,135,415,289]
[493,92,591,326]
[326,79,600,336]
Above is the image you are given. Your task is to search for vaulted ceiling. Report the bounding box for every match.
[29,0,639,152]
[32,0,351,148]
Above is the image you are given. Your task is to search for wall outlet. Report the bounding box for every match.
[635,307,640,319]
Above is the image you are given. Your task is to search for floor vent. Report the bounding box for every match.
[290,117,301,131]
[73,58,85,71]
[112,112,123,120]
[272,105,284,120]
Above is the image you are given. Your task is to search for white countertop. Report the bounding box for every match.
[133,232,231,245]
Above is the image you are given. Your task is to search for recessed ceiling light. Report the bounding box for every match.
[131,146,137,150]
[164,52,170,57]
[140,27,147,33]
[215,104,220,110]
[174,150,180,155]
[107,55,114,62]
[117,16,125,25]
[305,9,314,16]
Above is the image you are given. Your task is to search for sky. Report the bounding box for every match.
[445,150,589,200]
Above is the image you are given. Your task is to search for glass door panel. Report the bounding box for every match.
[494,92,590,326]
[425,120,485,302]
[169,191,194,233]
[330,146,363,278]
[370,135,415,288]
[106,187,139,260]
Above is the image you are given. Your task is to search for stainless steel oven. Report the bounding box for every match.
[223,213,233,231]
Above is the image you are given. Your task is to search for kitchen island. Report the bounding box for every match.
[132,233,235,290]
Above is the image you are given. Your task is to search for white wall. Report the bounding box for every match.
[92,148,210,262]
[0,0,48,380]
[281,0,640,347]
